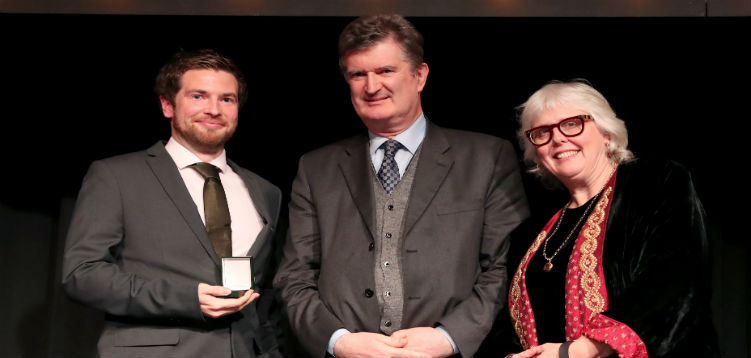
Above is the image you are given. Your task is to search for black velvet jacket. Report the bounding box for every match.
[478,158,719,358]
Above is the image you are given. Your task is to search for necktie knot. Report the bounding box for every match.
[378,139,403,195]
[382,139,402,158]
[191,162,221,180]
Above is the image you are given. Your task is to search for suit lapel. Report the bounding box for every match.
[339,135,377,241]
[404,123,453,236]
[145,142,221,266]
[229,160,272,258]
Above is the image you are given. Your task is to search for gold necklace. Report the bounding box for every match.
[541,166,616,272]
[541,194,598,272]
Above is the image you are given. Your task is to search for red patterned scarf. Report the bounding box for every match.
[509,171,647,358]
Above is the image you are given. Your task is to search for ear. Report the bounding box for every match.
[415,62,429,93]
[160,96,175,118]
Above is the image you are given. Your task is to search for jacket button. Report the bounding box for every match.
[364,289,374,298]
[385,232,392,238]
[369,242,375,251]
[387,204,394,210]
[384,320,392,327]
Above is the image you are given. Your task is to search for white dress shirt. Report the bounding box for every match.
[165,138,263,257]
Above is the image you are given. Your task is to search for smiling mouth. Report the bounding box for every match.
[196,120,225,129]
[365,96,388,103]
[554,150,579,159]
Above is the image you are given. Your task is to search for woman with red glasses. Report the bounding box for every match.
[504,80,717,358]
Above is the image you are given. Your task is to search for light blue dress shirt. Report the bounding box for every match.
[327,113,459,356]
[368,113,427,176]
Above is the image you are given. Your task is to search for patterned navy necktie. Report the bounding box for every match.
[377,139,403,195]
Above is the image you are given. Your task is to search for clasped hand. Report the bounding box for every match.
[334,327,454,358]
[505,343,562,358]
[506,338,614,358]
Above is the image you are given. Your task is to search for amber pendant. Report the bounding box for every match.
[544,262,553,272]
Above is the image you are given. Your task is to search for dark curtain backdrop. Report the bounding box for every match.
[0,15,747,357]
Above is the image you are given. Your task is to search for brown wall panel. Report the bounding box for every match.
[2,0,747,16]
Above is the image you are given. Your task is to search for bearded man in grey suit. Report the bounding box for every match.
[63,49,282,357]
[274,14,529,358]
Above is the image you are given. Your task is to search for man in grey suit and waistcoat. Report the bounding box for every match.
[273,14,529,358]
[63,49,282,357]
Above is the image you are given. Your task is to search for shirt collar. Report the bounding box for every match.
[368,113,426,156]
[165,137,228,173]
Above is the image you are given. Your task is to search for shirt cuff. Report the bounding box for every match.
[436,326,459,354]
[328,328,351,356]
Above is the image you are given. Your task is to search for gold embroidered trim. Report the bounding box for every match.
[579,186,612,320]
[511,230,546,349]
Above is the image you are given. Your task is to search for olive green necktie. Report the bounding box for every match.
[190,162,232,258]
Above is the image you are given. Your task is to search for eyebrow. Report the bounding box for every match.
[347,65,398,75]
[186,89,237,97]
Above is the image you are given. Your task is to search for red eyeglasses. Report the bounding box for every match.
[525,115,594,146]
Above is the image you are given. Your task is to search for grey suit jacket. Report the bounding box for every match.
[274,123,529,358]
[63,142,282,358]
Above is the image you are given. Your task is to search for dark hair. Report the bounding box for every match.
[154,49,248,107]
[338,14,424,75]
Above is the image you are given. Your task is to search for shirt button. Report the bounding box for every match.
[385,233,392,238]
[363,289,374,298]
[384,320,392,327]
[368,242,375,251]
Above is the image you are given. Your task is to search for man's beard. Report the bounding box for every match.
[173,119,236,154]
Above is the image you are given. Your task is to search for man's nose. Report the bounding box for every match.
[364,72,380,94]
[206,99,221,116]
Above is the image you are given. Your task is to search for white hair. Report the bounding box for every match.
[517,80,633,186]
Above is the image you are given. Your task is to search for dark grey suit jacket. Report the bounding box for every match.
[63,142,282,357]
[274,123,529,358]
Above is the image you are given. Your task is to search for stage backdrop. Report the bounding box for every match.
[0,15,747,356]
